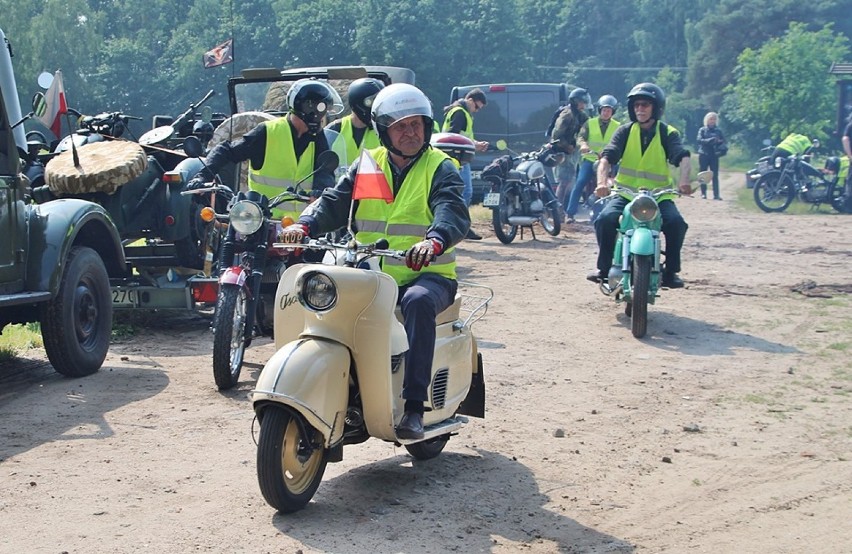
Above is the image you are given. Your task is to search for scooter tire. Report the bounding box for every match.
[212,284,248,390]
[404,434,450,460]
[257,408,328,513]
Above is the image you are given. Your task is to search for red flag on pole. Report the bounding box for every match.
[38,70,67,137]
[352,149,393,203]
[203,38,234,68]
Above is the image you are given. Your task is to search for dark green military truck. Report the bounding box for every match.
[1,28,124,377]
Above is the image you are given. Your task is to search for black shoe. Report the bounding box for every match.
[586,270,605,283]
[713,197,723,201]
[701,194,707,199]
[466,229,482,240]
[396,411,424,440]
[661,273,684,288]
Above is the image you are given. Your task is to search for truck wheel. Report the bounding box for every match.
[40,246,112,377]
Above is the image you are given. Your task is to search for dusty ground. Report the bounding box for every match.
[1,171,851,554]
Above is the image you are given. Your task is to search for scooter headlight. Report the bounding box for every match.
[298,271,337,312]
[630,195,658,223]
[230,200,264,235]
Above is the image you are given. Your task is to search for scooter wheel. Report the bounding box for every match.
[405,434,450,460]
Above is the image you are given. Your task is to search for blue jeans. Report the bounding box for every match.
[460,163,473,207]
[566,160,595,217]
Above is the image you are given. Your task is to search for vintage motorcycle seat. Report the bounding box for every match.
[45,140,147,195]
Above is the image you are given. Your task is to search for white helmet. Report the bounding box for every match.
[370,83,434,157]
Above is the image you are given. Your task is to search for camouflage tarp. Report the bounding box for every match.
[46,140,147,195]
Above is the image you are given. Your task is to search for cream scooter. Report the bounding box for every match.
[250,237,493,513]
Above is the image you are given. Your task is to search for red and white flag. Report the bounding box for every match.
[352,149,393,203]
[38,70,67,137]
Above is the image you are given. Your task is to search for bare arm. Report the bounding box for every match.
[595,158,612,197]
[677,155,692,194]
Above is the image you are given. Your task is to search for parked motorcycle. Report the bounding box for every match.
[250,235,492,513]
[745,139,774,189]
[481,140,564,243]
[206,150,338,390]
[753,139,848,213]
[598,172,711,339]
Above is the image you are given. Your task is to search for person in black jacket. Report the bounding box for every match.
[696,111,725,200]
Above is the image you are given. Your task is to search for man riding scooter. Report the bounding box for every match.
[280,83,470,440]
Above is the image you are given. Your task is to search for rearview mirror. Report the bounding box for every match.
[183,135,204,158]
[31,92,47,118]
[496,139,508,151]
[37,71,54,90]
[317,149,339,172]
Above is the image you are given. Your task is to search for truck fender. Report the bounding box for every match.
[251,338,351,447]
[27,199,125,294]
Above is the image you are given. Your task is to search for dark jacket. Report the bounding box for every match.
[696,125,725,157]
[550,107,589,154]
[299,147,470,249]
[204,117,336,194]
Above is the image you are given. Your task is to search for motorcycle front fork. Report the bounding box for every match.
[604,231,662,297]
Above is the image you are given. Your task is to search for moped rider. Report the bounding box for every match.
[771,132,812,161]
[280,83,470,440]
[326,77,385,166]
[192,78,343,220]
[565,94,620,222]
[588,82,692,289]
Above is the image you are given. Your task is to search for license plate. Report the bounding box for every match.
[112,288,140,307]
[482,192,500,207]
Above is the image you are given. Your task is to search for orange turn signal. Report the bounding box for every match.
[200,206,216,222]
[281,216,295,227]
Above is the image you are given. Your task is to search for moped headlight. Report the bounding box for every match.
[229,200,264,235]
[298,271,337,312]
[774,156,783,169]
[630,195,658,223]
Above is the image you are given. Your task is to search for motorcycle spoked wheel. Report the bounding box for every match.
[539,204,562,236]
[630,255,651,339]
[257,407,329,513]
[492,190,519,244]
[212,284,248,390]
[405,434,450,460]
[753,171,795,213]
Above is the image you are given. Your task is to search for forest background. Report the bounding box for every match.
[2,0,850,156]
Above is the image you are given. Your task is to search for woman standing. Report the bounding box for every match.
[696,112,726,200]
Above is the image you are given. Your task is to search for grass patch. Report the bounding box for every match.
[827,342,850,352]
[0,323,44,359]
[469,204,492,223]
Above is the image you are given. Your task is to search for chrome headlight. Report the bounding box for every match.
[229,200,264,235]
[774,156,783,169]
[298,271,337,312]
[630,195,658,223]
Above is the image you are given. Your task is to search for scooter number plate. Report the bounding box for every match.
[482,192,500,207]
[111,288,140,307]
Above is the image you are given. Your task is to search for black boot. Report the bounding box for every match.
[712,182,722,200]
[700,183,707,199]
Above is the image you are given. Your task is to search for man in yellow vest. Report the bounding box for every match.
[589,82,692,289]
[200,79,344,220]
[442,88,489,239]
[565,94,620,222]
[771,133,813,161]
[326,78,385,167]
[281,83,470,440]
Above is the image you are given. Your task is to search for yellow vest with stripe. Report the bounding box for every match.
[248,118,315,219]
[582,116,620,162]
[442,105,474,140]
[355,147,457,286]
[777,133,811,155]
[616,122,676,201]
[331,115,381,166]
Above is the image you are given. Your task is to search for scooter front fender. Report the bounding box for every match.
[628,227,656,257]
[219,266,248,287]
[251,339,350,447]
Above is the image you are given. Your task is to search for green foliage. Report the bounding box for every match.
[724,23,849,147]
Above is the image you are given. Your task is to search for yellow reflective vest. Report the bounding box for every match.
[615,122,676,201]
[248,117,315,219]
[582,116,620,162]
[442,105,474,140]
[777,133,811,155]
[354,147,457,286]
[331,115,380,166]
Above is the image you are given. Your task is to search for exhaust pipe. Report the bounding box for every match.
[507,216,538,225]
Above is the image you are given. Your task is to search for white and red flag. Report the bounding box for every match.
[352,149,393,203]
[38,70,67,137]
[203,38,234,68]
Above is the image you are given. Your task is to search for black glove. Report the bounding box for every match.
[185,177,208,191]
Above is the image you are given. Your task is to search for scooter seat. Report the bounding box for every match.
[394,294,461,326]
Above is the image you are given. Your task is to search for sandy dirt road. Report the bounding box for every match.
[1,172,851,553]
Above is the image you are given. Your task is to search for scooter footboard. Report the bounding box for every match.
[251,339,350,447]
